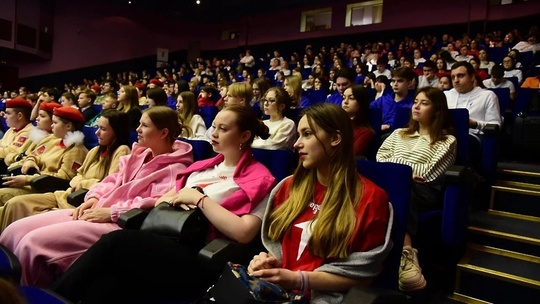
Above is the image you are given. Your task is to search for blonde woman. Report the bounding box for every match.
[249,103,391,303]
[283,75,311,108]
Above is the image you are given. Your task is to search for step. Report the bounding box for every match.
[490,181,540,217]
[467,210,540,256]
[498,162,540,177]
[455,244,540,303]
[448,292,492,304]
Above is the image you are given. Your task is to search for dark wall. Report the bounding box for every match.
[10,0,540,89]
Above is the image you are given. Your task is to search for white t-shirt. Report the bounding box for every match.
[185,163,265,218]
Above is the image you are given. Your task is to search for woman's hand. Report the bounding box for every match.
[2,175,27,188]
[78,207,112,223]
[21,160,40,174]
[248,252,280,273]
[413,173,426,183]
[250,268,301,290]
[71,198,98,220]
[168,187,205,210]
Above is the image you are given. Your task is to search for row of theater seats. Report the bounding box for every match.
[0,105,489,303]
[0,154,471,304]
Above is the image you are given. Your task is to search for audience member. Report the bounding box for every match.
[146,87,168,107]
[52,105,276,303]
[370,67,417,132]
[342,85,375,156]
[0,110,131,231]
[252,87,296,150]
[0,98,34,171]
[325,67,355,106]
[177,91,207,139]
[0,107,88,204]
[0,106,194,288]
[418,60,440,88]
[377,87,456,292]
[117,85,142,130]
[483,65,516,101]
[78,90,98,122]
[248,103,391,303]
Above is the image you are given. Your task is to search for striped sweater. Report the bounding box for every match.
[376,129,456,184]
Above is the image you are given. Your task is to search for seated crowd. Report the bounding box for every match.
[0,25,538,302]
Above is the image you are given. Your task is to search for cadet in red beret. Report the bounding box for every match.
[6,97,33,110]
[53,106,85,124]
[40,102,62,115]
[148,79,163,89]
[91,84,101,93]
[0,98,34,171]
[0,104,88,199]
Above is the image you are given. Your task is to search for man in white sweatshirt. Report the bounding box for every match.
[445,61,502,169]
[444,61,502,136]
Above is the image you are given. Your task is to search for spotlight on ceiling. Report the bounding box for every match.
[196,0,200,4]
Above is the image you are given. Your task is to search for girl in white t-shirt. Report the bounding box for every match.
[252,87,296,151]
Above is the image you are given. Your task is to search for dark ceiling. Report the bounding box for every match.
[106,0,330,22]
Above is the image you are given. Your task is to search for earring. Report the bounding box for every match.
[239,143,243,150]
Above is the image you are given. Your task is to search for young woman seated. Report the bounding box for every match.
[177,91,207,139]
[376,87,456,292]
[248,103,392,303]
[0,106,193,288]
[51,105,276,303]
[252,87,296,151]
[342,85,375,157]
[0,110,131,231]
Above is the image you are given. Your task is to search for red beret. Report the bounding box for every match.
[91,84,101,91]
[134,82,146,89]
[53,106,85,123]
[6,97,33,109]
[40,102,62,114]
[149,79,163,87]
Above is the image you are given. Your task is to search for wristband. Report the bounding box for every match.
[298,271,304,291]
[196,195,208,208]
[301,271,309,294]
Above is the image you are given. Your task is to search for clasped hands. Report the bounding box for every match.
[247,252,300,290]
[70,198,111,223]
[167,187,205,210]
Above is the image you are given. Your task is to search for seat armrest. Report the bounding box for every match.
[0,243,22,283]
[483,123,500,135]
[118,208,149,230]
[67,189,88,207]
[198,239,257,271]
[6,165,37,176]
[30,175,71,193]
[343,285,407,304]
[444,165,466,184]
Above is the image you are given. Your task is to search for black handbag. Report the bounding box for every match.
[209,262,306,304]
[140,202,208,243]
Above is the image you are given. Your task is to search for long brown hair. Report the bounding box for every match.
[401,86,454,144]
[268,103,361,259]
[90,109,131,180]
[118,85,140,113]
[178,91,197,138]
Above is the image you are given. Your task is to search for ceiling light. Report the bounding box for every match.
[196,0,200,4]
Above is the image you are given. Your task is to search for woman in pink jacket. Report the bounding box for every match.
[0,106,193,287]
[52,105,277,303]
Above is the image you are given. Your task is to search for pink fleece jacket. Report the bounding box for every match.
[0,140,193,287]
[86,140,193,221]
[176,148,276,239]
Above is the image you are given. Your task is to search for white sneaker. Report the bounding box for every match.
[398,246,427,292]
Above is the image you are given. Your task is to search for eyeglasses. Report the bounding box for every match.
[262,99,277,104]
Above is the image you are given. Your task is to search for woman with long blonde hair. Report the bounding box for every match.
[249,103,391,303]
